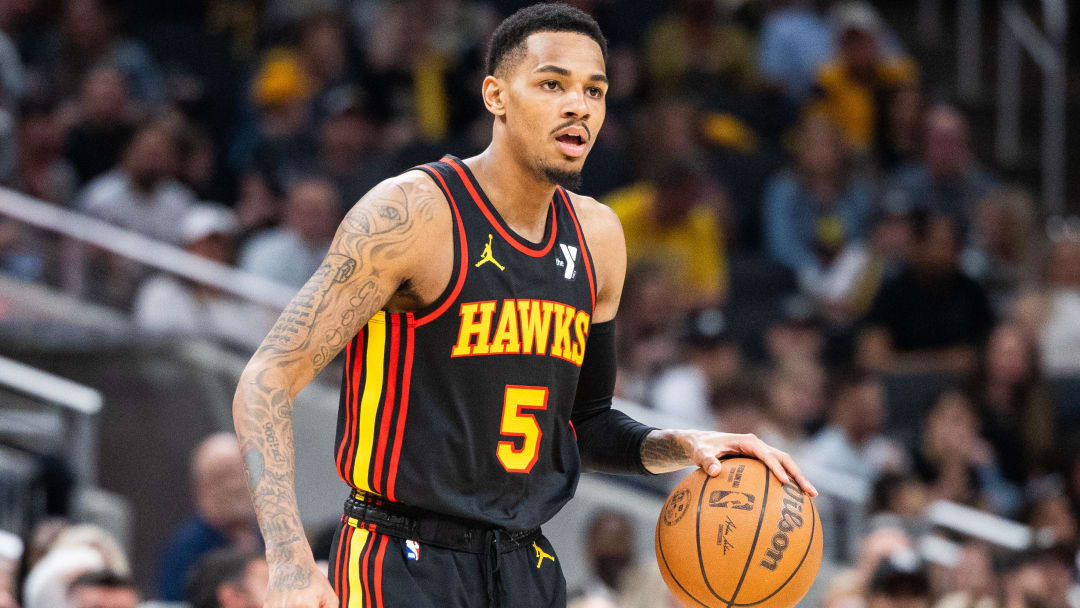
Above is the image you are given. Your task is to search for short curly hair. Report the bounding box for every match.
[485,3,607,77]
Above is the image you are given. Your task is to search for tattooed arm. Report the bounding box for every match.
[569,192,818,495]
[233,173,446,606]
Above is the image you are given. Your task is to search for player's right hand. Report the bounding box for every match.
[264,560,338,608]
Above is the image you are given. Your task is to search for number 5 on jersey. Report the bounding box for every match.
[497,385,549,473]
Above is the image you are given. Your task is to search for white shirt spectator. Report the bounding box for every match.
[1039,290,1080,376]
[134,275,272,350]
[650,365,712,429]
[239,227,329,288]
[804,425,908,482]
[78,170,195,244]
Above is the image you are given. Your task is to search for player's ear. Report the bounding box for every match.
[482,75,507,117]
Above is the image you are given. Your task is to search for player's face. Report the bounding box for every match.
[502,31,607,186]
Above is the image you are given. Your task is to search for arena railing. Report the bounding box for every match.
[0,354,101,488]
[919,0,1068,216]
[0,186,296,310]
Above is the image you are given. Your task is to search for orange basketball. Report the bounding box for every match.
[654,457,822,608]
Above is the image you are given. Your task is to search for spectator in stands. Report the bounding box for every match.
[605,160,728,306]
[763,113,874,299]
[972,324,1054,483]
[890,106,997,228]
[1000,549,1075,608]
[709,378,769,435]
[650,308,741,427]
[67,571,139,608]
[63,65,138,186]
[23,546,107,608]
[158,433,259,602]
[576,509,636,602]
[134,204,272,350]
[758,0,832,106]
[857,213,994,374]
[35,0,164,107]
[643,0,757,95]
[239,176,339,288]
[1023,493,1078,552]
[0,531,19,608]
[914,390,1017,514]
[245,50,318,189]
[763,296,826,369]
[867,473,928,534]
[576,509,674,608]
[296,12,354,107]
[232,172,282,246]
[806,370,908,483]
[934,542,999,608]
[186,548,268,608]
[963,187,1040,309]
[879,84,922,171]
[317,86,391,211]
[17,100,77,204]
[613,262,679,403]
[758,360,825,453]
[1013,235,1080,377]
[78,119,195,244]
[865,553,931,608]
[810,2,918,155]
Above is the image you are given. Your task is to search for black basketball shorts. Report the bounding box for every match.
[328,519,567,608]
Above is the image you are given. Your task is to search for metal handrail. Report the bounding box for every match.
[918,0,1068,216]
[0,187,296,310]
[995,0,1067,216]
[0,354,102,486]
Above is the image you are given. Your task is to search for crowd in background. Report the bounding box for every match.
[1,0,1079,606]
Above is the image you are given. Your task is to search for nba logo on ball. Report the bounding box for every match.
[655,458,822,608]
[405,540,420,561]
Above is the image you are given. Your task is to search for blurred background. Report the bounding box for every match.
[0,0,1079,606]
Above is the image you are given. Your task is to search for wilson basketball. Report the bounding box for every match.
[654,457,822,608]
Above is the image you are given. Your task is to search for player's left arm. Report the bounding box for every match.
[570,194,817,496]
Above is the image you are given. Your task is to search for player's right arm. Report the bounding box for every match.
[232,173,445,607]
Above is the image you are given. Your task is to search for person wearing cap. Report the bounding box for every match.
[808,1,918,155]
[133,203,272,350]
[650,308,742,428]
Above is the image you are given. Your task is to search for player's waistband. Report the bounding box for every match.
[343,491,541,554]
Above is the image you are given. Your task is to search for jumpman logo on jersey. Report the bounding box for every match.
[475,233,505,271]
[532,542,555,568]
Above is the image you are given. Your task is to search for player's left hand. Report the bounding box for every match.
[676,429,818,497]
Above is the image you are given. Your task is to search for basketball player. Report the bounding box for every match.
[233,4,818,607]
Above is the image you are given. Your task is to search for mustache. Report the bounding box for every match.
[549,120,590,140]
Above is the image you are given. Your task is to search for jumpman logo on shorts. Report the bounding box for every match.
[475,234,505,271]
[532,542,555,568]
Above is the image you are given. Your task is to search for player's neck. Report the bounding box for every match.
[463,145,558,242]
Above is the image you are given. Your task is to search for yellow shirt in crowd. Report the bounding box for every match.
[604,181,727,304]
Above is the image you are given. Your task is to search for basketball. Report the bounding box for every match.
[655,457,822,608]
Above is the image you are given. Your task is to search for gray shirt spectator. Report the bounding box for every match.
[239,177,340,288]
[77,123,194,244]
[889,105,996,227]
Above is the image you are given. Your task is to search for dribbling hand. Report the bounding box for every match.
[676,430,818,497]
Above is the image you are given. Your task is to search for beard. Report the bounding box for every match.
[537,159,583,191]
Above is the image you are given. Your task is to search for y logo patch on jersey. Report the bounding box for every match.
[557,244,577,279]
[404,539,420,561]
[532,541,555,568]
[475,234,505,271]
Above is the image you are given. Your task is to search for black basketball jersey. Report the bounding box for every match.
[334,156,597,529]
